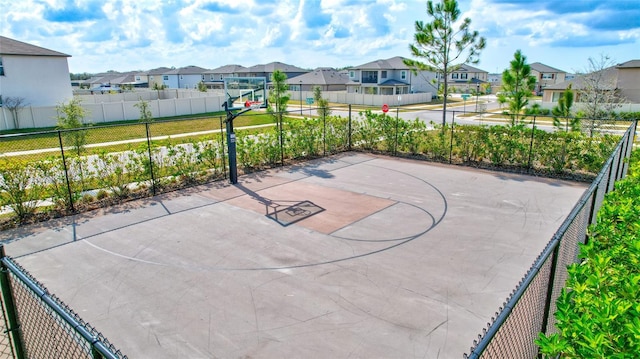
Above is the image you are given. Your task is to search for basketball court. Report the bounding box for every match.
[2,152,587,358]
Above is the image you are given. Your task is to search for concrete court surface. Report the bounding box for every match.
[1,152,587,358]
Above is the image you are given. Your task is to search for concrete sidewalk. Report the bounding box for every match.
[1,152,587,358]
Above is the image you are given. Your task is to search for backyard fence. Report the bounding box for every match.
[463,120,637,358]
[0,89,432,131]
[0,245,127,359]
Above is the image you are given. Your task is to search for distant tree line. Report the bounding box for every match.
[70,72,94,80]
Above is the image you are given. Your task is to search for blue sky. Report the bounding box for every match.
[2,0,639,74]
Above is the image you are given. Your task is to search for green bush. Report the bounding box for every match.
[0,159,45,220]
[536,148,640,358]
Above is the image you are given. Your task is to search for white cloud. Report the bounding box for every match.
[1,0,638,74]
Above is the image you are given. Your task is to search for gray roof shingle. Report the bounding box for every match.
[0,36,70,57]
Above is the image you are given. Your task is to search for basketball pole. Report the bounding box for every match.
[223,100,251,185]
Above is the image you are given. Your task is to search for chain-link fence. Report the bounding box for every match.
[0,246,127,359]
[0,107,634,226]
[464,120,637,358]
[0,107,632,216]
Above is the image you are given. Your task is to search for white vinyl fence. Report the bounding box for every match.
[1,89,433,131]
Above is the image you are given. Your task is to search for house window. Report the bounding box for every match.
[0,57,4,76]
[220,75,224,80]
[150,76,154,80]
[452,73,459,79]
[349,71,355,78]
[381,71,387,79]
[362,70,378,83]
[460,73,468,79]
[135,76,140,81]
[401,71,406,80]
[542,73,554,79]
[210,75,215,81]
[163,75,169,81]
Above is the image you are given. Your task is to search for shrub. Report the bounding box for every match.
[536,148,640,357]
[0,159,45,221]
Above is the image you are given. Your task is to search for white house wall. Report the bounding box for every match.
[0,55,72,107]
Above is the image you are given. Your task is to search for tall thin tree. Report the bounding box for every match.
[552,84,579,132]
[404,0,485,126]
[501,50,536,125]
[268,70,290,165]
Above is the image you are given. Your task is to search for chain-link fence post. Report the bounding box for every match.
[323,111,326,157]
[449,111,455,164]
[540,242,561,336]
[527,115,537,172]
[219,116,227,180]
[348,104,352,151]
[394,107,399,157]
[144,122,156,195]
[0,246,25,359]
[57,130,75,212]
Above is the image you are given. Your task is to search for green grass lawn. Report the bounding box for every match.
[0,111,285,165]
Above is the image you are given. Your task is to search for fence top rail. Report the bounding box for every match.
[0,250,127,359]
[465,119,637,358]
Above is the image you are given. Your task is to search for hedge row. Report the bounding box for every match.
[537,149,640,357]
[0,112,625,228]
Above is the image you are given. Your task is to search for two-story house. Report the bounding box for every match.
[237,62,309,82]
[530,62,566,95]
[346,56,438,95]
[203,64,248,89]
[0,36,73,107]
[543,59,640,104]
[144,67,172,89]
[434,64,489,93]
[161,65,210,89]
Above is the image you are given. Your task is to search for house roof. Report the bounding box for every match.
[286,67,349,85]
[455,64,487,73]
[616,60,640,69]
[379,79,409,86]
[144,67,172,75]
[175,65,209,74]
[206,64,248,74]
[0,36,70,57]
[240,61,309,74]
[350,56,409,70]
[530,62,565,73]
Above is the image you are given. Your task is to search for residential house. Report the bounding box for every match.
[435,64,489,93]
[161,65,209,89]
[203,64,248,89]
[237,62,309,82]
[543,59,640,104]
[85,71,147,91]
[286,67,349,92]
[487,73,501,94]
[530,62,566,95]
[346,56,437,95]
[145,67,172,89]
[0,36,73,107]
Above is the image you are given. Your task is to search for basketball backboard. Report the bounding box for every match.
[223,77,268,110]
